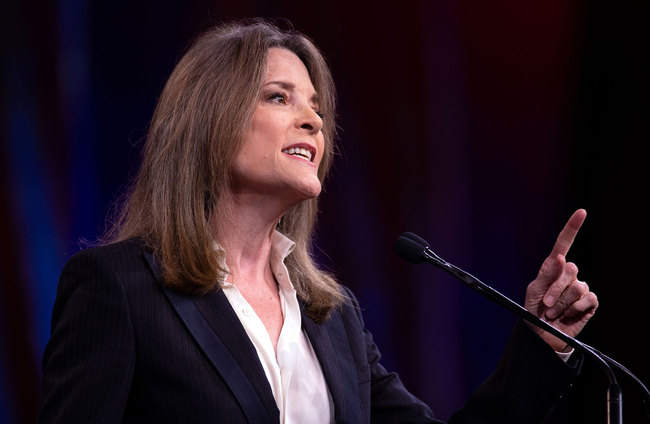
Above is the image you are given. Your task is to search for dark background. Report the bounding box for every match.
[1,0,648,423]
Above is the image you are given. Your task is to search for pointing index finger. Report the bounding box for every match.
[550,209,587,258]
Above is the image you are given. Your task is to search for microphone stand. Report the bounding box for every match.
[421,246,622,424]
[394,233,650,424]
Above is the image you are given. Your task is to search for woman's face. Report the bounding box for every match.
[231,48,325,205]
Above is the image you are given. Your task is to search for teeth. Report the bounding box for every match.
[283,147,312,161]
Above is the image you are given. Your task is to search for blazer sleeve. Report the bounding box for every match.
[38,248,136,423]
[342,287,581,424]
[448,320,582,424]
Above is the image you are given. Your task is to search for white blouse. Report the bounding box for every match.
[219,231,334,423]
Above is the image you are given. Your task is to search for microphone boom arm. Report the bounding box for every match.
[395,232,650,423]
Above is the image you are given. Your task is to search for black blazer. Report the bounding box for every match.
[38,239,579,423]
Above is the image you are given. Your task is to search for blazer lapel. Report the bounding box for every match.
[192,290,279,418]
[301,303,361,423]
[143,251,279,424]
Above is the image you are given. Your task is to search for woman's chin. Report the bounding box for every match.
[297,183,322,201]
[291,177,322,201]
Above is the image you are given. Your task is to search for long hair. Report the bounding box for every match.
[103,19,344,321]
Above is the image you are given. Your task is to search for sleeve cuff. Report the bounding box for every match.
[555,348,574,363]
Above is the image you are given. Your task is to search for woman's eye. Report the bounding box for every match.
[314,110,325,119]
[267,92,287,104]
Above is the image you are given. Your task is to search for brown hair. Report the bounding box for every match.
[103,18,344,320]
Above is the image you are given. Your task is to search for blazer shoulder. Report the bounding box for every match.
[70,237,147,258]
[65,238,148,266]
[59,238,155,287]
[338,285,364,319]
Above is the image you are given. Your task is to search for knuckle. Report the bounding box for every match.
[578,280,589,292]
[572,280,589,296]
[565,261,579,276]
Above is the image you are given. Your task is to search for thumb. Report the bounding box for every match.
[535,254,565,306]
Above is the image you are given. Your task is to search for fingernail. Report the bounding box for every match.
[544,294,555,307]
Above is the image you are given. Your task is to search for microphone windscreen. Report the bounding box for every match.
[400,232,429,248]
[393,234,427,264]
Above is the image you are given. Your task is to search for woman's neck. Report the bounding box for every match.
[210,192,286,287]
[211,192,289,353]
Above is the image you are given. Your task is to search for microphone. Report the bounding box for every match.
[394,232,650,424]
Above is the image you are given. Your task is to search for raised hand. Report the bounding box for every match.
[524,209,599,351]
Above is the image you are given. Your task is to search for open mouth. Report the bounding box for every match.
[282,144,315,162]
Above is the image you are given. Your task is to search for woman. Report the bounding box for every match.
[38,19,598,423]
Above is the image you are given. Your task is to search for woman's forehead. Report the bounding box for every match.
[263,48,318,101]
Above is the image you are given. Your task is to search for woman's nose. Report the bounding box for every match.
[296,104,323,134]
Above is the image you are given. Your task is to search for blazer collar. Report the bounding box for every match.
[143,250,360,423]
